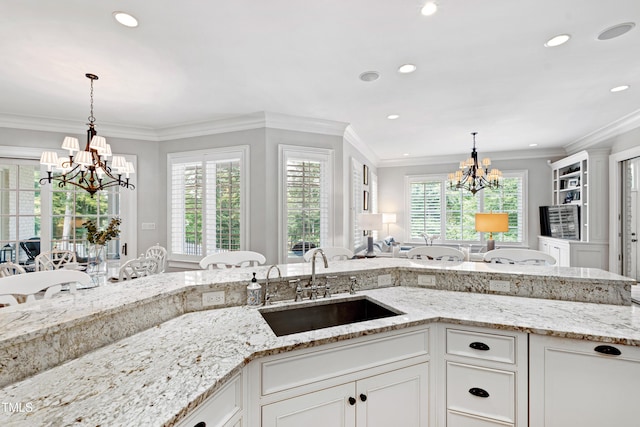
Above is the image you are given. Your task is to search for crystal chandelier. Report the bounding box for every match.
[39,73,135,197]
[448,132,502,195]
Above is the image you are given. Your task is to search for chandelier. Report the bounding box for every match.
[39,73,135,197]
[448,132,502,195]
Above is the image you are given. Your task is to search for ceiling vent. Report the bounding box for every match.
[598,22,635,40]
[359,71,380,82]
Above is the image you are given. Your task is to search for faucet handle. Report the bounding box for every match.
[349,276,357,295]
[290,279,303,302]
[324,275,338,298]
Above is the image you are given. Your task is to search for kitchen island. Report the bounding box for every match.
[0,258,637,426]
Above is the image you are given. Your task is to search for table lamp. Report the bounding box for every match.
[382,213,396,237]
[475,213,509,251]
[358,213,383,258]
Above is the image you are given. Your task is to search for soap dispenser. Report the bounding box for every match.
[247,272,262,306]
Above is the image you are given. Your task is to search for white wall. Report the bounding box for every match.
[377,157,554,248]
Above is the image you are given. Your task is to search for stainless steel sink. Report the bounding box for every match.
[260,297,403,337]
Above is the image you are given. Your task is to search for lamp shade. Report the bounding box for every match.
[382,213,397,224]
[358,213,383,231]
[475,213,509,233]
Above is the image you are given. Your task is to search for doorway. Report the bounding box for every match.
[622,157,640,280]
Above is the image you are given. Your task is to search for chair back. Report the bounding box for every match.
[303,247,354,262]
[0,270,91,305]
[145,244,167,273]
[199,251,266,269]
[35,250,77,271]
[483,248,557,265]
[0,261,26,277]
[119,256,159,281]
[407,246,465,261]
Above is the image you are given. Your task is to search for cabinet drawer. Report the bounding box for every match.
[261,328,429,395]
[177,373,242,427]
[446,328,515,364]
[447,410,513,427]
[447,362,515,423]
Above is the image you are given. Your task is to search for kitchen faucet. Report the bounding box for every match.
[264,264,282,305]
[420,232,431,246]
[309,249,329,299]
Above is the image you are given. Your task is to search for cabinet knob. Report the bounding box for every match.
[469,341,490,351]
[468,387,490,398]
[594,345,621,356]
[359,393,367,402]
[348,397,356,405]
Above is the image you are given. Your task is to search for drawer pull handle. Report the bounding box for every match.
[469,341,490,351]
[469,387,490,398]
[348,397,356,405]
[360,393,367,402]
[594,345,621,356]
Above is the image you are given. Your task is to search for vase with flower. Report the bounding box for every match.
[83,217,121,278]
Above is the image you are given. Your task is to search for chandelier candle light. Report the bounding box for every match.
[449,132,502,194]
[39,73,135,197]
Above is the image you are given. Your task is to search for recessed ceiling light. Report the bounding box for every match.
[113,11,139,28]
[387,114,400,120]
[610,85,630,93]
[544,34,571,47]
[598,22,635,40]
[403,153,410,156]
[529,143,538,147]
[398,64,417,74]
[359,71,380,82]
[421,2,438,16]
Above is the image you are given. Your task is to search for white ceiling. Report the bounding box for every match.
[0,0,639,161]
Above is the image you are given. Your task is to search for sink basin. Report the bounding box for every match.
[260,297,403,337]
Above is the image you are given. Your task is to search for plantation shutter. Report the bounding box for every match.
[409,180,442,239]
[169,151,244,258]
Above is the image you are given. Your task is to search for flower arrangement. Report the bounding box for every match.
[83,217,121,245]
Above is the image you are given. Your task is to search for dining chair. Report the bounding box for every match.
[407,246,466,261]
[483,248,557,266]
[34,250,77,271]
[118,256,160,281]
[145,243,167,273]
[303,247,354,262]
[199,251,266,270]
[0,269,91,306]
[0,261,26,277]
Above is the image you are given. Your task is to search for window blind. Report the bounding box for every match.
[169,150,244,258]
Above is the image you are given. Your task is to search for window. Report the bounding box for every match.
[407,172,526,245]
[0,160,41,265]
[280,145,333,262]
[0,153,135,267]
[168,147,248,261]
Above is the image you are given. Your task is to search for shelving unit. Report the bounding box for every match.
[542,150,609,269]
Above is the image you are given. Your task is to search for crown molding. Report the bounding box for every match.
[344,125,380,166]
[564,107,640,154]
[377,147,568,168]
[0,111,351,142]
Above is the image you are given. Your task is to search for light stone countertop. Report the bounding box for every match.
[2,284,640,426]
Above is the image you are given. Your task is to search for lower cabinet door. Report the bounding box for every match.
[356,363,429,427]
[530,335,640,427]
[262,383,356,427]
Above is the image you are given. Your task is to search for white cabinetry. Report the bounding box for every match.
[530,334,640,427]
[538,235,608,268]
[249,326,432,427]
[176,372,243,427]
[262,363,427,427]
[439,324,528,427]
[544,149,609,268]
